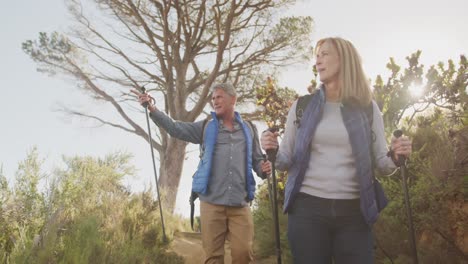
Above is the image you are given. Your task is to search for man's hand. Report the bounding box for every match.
[131,89,157,112]
[261,160,272,175]
[261,130,279,151]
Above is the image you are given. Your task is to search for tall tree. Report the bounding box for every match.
[22,0,314,210]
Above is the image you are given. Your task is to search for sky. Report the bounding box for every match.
[1,0,467,218]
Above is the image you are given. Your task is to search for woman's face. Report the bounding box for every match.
[316,40,341,85]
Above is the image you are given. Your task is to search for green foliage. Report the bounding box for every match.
[60,215,105,264]
[375,115,467,263]
[266,16,314,60]
[13,147,45,227]
[0,165,7,193]
[253,181,291,263]
[254,77,300,263]
[373,52,468,134]
[0,150,184,264]
[22,32,73,76]
[367,52,466,261]
[255,77,299,133]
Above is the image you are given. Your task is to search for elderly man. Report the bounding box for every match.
[133,83,271,264]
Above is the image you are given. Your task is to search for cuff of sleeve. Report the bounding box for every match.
[149,109,163,118]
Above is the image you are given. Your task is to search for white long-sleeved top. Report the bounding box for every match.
[276,100,397,199]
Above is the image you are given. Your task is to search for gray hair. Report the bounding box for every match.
[210,83,237,97]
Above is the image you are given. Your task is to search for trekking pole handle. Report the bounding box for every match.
[139,86,155,108]
[267,127,279,133]
[266,127,279,163]
[393,129,406,166]
[393,129,403,138]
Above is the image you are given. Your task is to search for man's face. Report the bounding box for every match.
[211,88,236,118]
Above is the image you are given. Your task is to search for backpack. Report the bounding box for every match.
[189,118,257,230]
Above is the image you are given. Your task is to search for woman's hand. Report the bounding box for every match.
[261,130,279,151]
[390,135,412,161]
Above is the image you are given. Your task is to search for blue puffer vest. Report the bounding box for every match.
[192,111,256,201]
[284,88,383,225]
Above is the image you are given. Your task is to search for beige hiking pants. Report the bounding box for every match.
[200,201,254,264]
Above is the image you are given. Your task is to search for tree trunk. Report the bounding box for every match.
[158,137,188,213]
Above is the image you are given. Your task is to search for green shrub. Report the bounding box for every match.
[0,151,184,264]
[253,180,291,263]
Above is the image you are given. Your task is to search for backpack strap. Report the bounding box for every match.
[199,118,210,157]
[365,101,388,211]
[189,191,199,231]
[365,101,377,176]
[244,120,257,141]
[365,102,375,142]
[294,93,315,127]
[190,117,209,231]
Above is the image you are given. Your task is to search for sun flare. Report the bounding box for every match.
[409,83,424,98]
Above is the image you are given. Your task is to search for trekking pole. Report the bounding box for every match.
[266,128,282,264]
[262,154,275,222]
[394,130,418,264]
[140,87,167,243]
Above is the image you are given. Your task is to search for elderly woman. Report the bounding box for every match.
[261,37,412,264]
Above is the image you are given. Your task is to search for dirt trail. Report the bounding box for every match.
[170,232,276,264]
[170,231,231,264]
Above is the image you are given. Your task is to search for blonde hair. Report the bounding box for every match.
[315,37,372,106]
